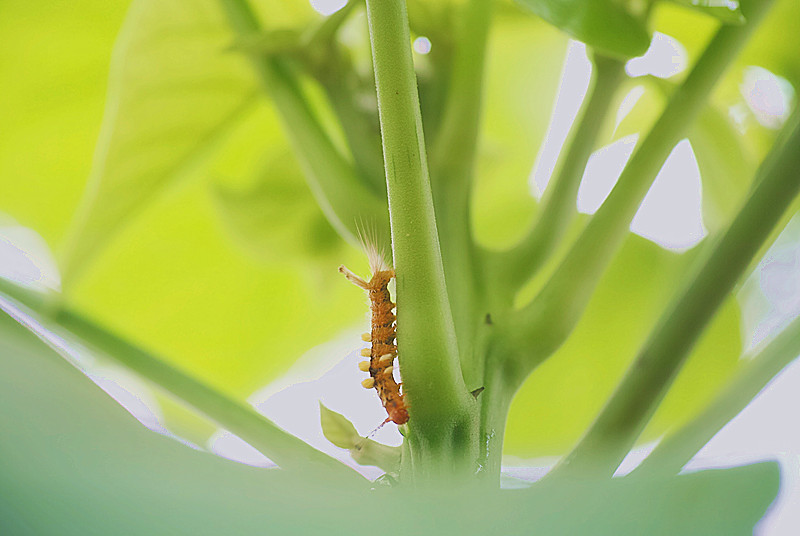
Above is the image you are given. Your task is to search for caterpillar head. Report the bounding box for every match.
[387,402,409,425]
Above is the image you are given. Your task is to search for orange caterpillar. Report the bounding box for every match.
[339,246,408,425]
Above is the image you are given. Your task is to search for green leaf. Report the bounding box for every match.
[473,15,568,249]
[520,463,778,535]
[663,0,745,24]
[0,279,364,483]
[0,1,129,246]
[513,0,651,59]
[320,403,401,472]
[505,234,742,456]
[0,310,777,534]
[65,177,366,400]
[210,149,342,263]
[690,105,757,232]
[60,0,259,285]
[0,313,362,535]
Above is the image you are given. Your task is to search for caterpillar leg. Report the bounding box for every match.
[339,265,370,290]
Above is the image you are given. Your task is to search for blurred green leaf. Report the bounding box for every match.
[0,1,129,246]
[211,150,341,263]
[522,463,778,535]
[513,0,651,59]
[65,179,365,399]
[0,313,362,535]
[690,105,757,232]
[506,234,742,455]
[663,0,745,24]
[60,0,259,285]
[0,312,777,534]
[473,15,567,248]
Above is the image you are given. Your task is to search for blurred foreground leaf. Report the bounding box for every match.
[0,311,777,534]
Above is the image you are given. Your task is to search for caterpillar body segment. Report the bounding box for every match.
[339,259,409,426]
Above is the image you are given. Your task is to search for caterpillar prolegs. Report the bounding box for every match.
[339,250,408,426]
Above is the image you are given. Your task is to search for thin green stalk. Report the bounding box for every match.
[317,63,386,195]
[550,108,800,479]
[635,310,800,478]
[0,278,366,486]
[220,0,389,245]
[427,0,493,389]
[430,0,492,189]
[503,0,776,380]
[303,1,386,195]
[365,0,477,480]
[493,55,626,293]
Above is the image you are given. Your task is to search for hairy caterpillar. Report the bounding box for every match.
[339,244,408,426]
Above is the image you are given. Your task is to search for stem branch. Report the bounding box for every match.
[551,107,800,479]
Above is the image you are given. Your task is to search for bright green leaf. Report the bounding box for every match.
[320,402,401,472]
[211,149,341,263]
[66,180,365,399]
[513,0,651,59]
[60,0,259,285]
[690,105,757,232]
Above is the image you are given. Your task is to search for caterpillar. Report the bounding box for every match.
[339,245,408,426]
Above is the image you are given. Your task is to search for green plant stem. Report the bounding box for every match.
[503,0,776,382]
[493,55,625,294]
[219,0,389,245]
[550,107,800,479]
[0,279,366,486]
[635,311,800,478]
[428,0,494,388]
[364,0,477,481]
[302,1,386,195]
[316,60,386,196]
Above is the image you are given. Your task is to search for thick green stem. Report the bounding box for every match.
[220,0,389,244]
[0,279,366,486]
[493,55,626,293]
[550,108,800,479]
[365,0,477,482]
[503,0,777,382]
[635,310,800,477]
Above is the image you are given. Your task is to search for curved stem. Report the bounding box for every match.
[502,0,777,384]
[550,106,800,479]
[429,0,494,388]
[635,309,800,478]
[365,0,477,481]
[492,54,625,293]
[220,0,390,245]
